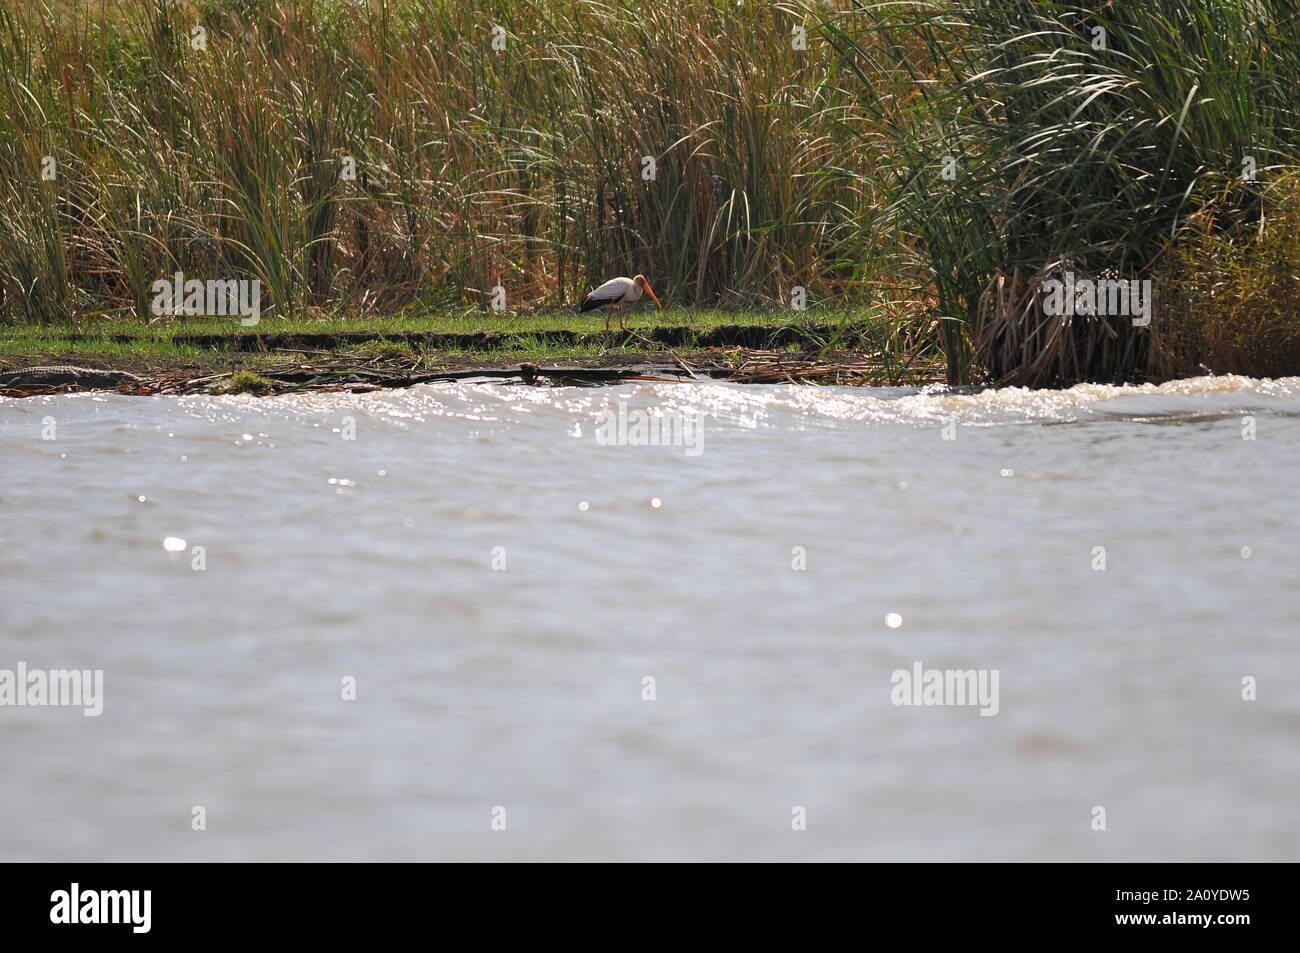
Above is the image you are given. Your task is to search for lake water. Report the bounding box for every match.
[2,374,1298,861]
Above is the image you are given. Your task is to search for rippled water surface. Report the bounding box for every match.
[2,375,1298,860]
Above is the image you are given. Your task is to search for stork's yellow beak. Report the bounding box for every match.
[644,282,662,310]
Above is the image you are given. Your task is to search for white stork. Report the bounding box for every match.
[578,274,662,343]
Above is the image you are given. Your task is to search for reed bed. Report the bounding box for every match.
[2,0,1298,384]
[820,0,1300,382]
[0,0,887,324]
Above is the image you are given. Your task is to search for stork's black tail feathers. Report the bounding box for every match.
[577,294,600,313]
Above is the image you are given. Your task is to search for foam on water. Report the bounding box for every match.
[117,371,1300,435]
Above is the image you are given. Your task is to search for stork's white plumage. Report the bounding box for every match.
[578,274,662,341]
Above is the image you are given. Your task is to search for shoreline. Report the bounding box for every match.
[0,348,939,398]
[0,317,950,396]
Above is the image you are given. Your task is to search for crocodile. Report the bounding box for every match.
[0,365,143,391]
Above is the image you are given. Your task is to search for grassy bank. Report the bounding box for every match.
[2,1,1299,385]
[0,307,944,388]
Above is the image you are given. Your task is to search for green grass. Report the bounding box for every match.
[222,371,276,395]
[0,306,936,382]
[0,306,823,339]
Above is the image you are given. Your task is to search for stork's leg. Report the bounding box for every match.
[603,311,611,352]
[618,304,633,348]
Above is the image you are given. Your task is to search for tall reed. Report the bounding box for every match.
[0,0,879,323]
[817,0,1300,382]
